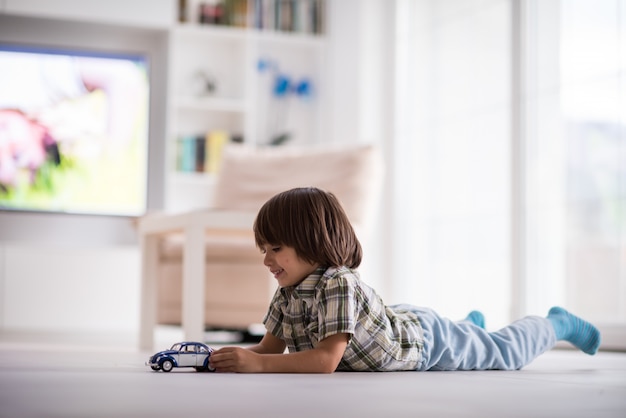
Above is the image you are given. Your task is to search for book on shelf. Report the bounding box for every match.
[195,0,325,35]
[175,130,234,174]
[175,135,199,173]
[204,130,229,173]
[269,0,325,34]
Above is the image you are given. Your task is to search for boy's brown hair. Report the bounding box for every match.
[253,187,362,268]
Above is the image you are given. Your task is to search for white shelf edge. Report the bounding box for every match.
[174,96,248,113]
[173,23,248,40]
[254,30,326,48]
[173,23,325,47]
[169,171,218,185]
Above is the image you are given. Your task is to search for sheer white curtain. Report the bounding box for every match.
[391,0,512,328]
[391,0,626,341]
[521,0,626,347]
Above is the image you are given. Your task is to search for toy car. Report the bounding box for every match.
[146,341,215,372]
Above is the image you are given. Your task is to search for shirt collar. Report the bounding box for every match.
[280,266,328,299]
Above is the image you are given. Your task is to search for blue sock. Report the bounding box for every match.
[465,310,485,329]
[547,306,601,355]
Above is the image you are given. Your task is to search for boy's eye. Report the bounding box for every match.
[260,245,280,254]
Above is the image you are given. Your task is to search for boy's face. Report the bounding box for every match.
[261,244,319,288]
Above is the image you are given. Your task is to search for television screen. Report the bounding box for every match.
[0,43,150,216]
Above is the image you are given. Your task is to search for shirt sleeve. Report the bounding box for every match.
[263,288,284,339]
[316,274,358,340]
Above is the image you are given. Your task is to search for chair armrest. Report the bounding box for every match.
[137,209,258,350]
[137,209,257,237]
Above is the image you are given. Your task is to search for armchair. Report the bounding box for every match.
[138,143,382,350]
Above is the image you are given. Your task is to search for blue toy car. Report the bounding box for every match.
[146,341,215,372]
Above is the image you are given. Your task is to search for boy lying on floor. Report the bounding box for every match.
[209,187,601,373]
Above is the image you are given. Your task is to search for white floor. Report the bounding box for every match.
[0,329,625,418]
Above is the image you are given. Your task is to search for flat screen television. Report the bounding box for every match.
[0,43,150,216]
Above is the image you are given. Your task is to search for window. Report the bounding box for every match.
[392,0,626,344]
[393,0,513,329]
[520,0,626,346]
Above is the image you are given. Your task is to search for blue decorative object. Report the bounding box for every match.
[273,74,291,97]
[294,79,312,98]
[256,57,315,145]
[257,58,273,72]
[257,57,314,99]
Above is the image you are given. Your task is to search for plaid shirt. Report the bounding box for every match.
[263,266,424,371]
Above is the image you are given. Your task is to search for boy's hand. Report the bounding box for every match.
[208,333,349,373]
[209,347,263,373]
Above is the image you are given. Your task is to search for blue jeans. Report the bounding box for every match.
[403,306,557,371]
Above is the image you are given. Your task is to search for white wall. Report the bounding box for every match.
[0,0,174,27]
[326,0,392,298]
[0,244,140,333]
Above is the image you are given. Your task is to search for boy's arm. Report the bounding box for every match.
[209,332,349,373]
[246,331,287,354]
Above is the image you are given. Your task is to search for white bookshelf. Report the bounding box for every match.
[165,2,327,212]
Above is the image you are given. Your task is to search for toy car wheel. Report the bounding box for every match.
[160,359,174,372]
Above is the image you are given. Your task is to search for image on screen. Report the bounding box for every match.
[0,44,150,216]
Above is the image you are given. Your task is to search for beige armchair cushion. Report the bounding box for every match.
[213,143,382,230]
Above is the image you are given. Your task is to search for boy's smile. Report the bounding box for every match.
[262,244,319,288]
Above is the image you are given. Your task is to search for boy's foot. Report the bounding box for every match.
[465,310,485,329]
[547,306,601,355]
